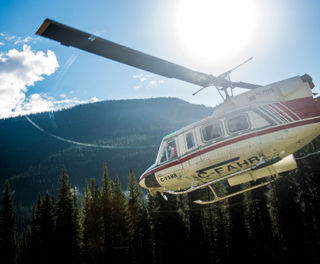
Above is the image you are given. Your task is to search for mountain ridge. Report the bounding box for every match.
[0,97,213,206]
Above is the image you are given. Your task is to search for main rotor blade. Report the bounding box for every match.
[36,18,214,87]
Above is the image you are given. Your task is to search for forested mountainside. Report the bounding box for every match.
[0,97,213,205]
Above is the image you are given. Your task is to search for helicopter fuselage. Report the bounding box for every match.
[139,75,320,194]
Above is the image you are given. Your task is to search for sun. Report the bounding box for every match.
[173,0,261,66]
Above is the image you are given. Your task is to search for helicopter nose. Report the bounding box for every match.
[139,171,161,189]
[139,175,147,189]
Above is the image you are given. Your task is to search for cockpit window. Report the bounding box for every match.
[167,139,177,160]
[160,145,167,163]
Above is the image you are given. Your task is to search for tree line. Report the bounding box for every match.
[1,138,320,264]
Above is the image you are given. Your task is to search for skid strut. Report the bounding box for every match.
[193,180,274,205]
[164,158,280,205]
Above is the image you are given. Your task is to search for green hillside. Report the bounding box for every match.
[0,97,213,206]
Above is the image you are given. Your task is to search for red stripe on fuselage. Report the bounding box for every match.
[274,103,299,121]
[283,97,320,119]
[269,104,292,122]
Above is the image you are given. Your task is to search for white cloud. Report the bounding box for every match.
[90,96,99,103]
[0,32,16,43]
[52,97,89,106]
[13,93,91,117]
[0,43,100,119]
[149,79,164,86]
[0,32,37,47]
[0,44,59,118]
[133,73,150,83]
[4,34,16,42]
[16,93,55,115]
[14,36,35,45]
[132,72,165,90]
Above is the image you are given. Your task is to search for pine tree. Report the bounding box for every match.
[40,192,55,262]
[70,186,82,263]
[29,204,38,261]
[127,168,150,264]
[0,180,17,264]
[29,194,41,264]
[82,178,103,263]
[112,175,129,261]
[28,192,56,264]
[82,180,91,264]
[55,167,80,263]
[16,225,32,264]
[127,168,144,237]
[147,192,163,264]
[101,162,114,261]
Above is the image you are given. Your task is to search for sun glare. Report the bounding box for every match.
[173,0,261,65]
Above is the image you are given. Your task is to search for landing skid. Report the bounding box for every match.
[164,157,280,205]
[193,179,275,205]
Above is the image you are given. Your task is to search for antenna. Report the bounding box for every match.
[192,57,255,99]
[218,57,253,79]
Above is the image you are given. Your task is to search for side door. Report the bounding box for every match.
[198,121,226,180]
[224,112,261,168]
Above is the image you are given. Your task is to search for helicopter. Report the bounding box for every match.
[36,18,319,204]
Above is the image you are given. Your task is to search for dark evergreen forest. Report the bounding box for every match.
[1,139,320,264]
[1,98,320,263]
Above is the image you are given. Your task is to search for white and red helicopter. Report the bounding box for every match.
[37,19,319,204]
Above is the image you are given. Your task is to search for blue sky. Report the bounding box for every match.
[0,0,319,118]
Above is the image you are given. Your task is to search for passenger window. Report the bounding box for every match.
[167,140,177,160]
[227,114,249,133]
[201,123,222,142]
[186,132,195,149]
[160,146,167,163]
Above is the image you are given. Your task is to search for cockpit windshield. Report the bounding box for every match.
[160,146,167,163]
[157,138,177,164]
